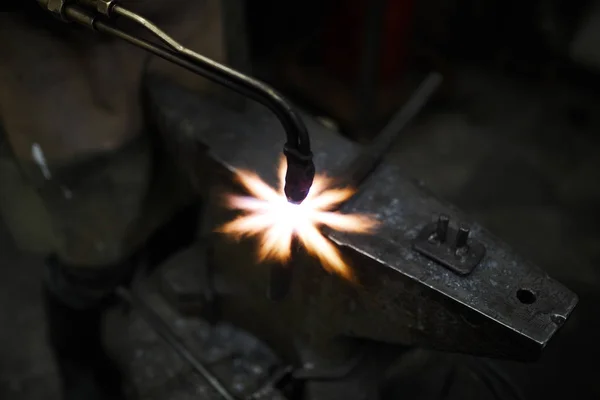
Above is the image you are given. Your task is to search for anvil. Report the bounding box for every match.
[146,77,578,396]
[31,1,579,398]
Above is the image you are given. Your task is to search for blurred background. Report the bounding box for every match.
[1,0,600,399]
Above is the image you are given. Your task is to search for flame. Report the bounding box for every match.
[217,159,378,280]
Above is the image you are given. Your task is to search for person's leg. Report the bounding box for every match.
[0,6,226,399]
[35,138,154,400]
[0,140,150,399]
[1,116,193,400]
[42,257,134,400]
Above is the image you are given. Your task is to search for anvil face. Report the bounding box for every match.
[149,78,577,362]
[328,166,577,360]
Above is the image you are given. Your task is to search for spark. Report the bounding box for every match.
[217,159,379,281]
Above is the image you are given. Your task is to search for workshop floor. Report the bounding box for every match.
[1,65,599,400]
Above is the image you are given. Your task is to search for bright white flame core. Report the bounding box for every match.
[218,159,378,280]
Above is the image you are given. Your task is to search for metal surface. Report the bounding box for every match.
[75,0,115,15]
[22,1,581,398]
[40,0,315,204]
[247,366,293,400]
[116,286,238,400]
[266,72,441,301]
[123,286,289,400]
[412,214,486,275]
[328,167,576,360]
[36,0,69,20]
[147,79,578,365]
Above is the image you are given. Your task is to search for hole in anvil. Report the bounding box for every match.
[517,289,536,304]
[551,314,566,326]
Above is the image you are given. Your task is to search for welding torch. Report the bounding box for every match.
[35,0,315,204]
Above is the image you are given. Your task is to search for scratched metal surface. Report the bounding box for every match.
[124,288,286,400]
[147,79,578,358]
[328,161,577,347]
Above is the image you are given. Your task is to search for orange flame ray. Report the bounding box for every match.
[218,159,379,280]
[310,211,378,233]
[302,188,355,211]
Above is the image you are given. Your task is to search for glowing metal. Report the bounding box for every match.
[218,160,379,280]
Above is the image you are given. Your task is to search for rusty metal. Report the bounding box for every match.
[37,0,315,204]
[413,214,486,276]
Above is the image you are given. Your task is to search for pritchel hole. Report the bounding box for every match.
[551,314,566,326]
[517,289,536,304]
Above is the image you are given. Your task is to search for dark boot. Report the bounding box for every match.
[43,284,127,400]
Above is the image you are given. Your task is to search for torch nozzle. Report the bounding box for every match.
[283,146,315,204]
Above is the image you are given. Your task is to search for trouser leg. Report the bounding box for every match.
[42,256,134,400]
[33,140,151,400]
[27,137,192,400]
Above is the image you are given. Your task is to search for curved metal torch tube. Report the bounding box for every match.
[45,1,315,203]
[110,5,311,154]
[110,6,318,199]
[112,7,306,145]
